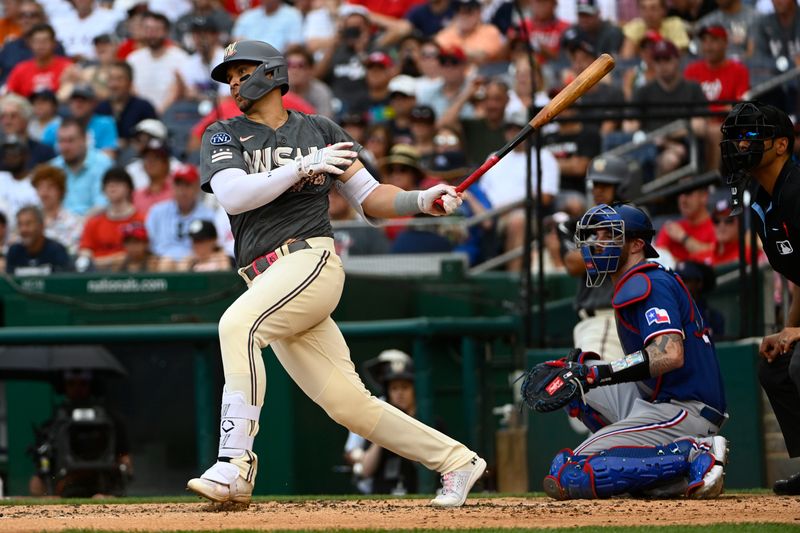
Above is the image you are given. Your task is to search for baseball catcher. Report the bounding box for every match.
[521,203,729,499]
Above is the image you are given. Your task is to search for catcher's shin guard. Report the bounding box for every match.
[543,440,695,499]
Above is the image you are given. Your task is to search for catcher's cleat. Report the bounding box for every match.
[686,436,728,499]
[187,460,254,504]
[542,475,567,500]
[430,456,486,507]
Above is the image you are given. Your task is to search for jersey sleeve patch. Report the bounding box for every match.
[211,147,233,163]
[645,307,671,325]
[209,132,232,145]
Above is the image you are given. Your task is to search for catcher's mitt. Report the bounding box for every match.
[519,349,597,413]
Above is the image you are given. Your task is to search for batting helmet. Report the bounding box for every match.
[575,203,658,287]
[720,101,794,179]
[586,154,642,201]
[211,40,289,100]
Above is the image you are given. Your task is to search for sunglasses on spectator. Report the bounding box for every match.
[434,134,459,146]
[439,57,463,67]
[712,217,736,226]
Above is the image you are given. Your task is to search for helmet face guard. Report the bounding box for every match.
[720,102,776,177]
[575,204,626,287]
[211,40,290,104]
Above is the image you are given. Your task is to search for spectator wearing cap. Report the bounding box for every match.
[478,108,560,271]
[620,0,690,59]
[0,0,64,85]
[750,0,800,102]
[115,221,158,272]
[27,89,59,142]
[416,45,475,122]
[561,32,626,135]
[123,119,183,190]
[507,0,569,64]
[167,219,233,272]
[231,0,303,51]
[31,164,84,255]
[0,93,56,169]
[41,84,119,158]
[443,78,511,166]
[378,144,429,191]
[285,44,335,118]
[696,0,758,61]
[174,0,233,50]
[145,163,216,264]
[55,32,119,104]
[406,0,455,38]
[133,138,175,216]
[359,51,396,119]
[51,0,119,60]
[655,181,716,263]
[95,61,158,147]
[50,118,113,216]
[77,167,144,271]
[6,205,72,275]
[179,16,227,100]
[567,0,624,55]
[623,39,708,178]
[5,23,73,98]
[709,195,759,266]
[387,74,417,144]
[409,104,437,167]
[435,0,507,64]
[685,23,749,171]
[0,134,40,234]
[126,12,190,115]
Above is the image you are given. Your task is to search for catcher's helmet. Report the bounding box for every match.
[211,40,289,100]
[575,203,658,287]
[720,101,794,178]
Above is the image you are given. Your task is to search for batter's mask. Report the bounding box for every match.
[211,40,289,100]
[575,203,658,287]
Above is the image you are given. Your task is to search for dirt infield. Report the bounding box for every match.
[1,495,799,531]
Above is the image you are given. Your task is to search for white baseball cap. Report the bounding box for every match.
[388,75,417,97]
[133,119,168,140]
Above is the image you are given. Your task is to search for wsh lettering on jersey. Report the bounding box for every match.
[244,146,326,191]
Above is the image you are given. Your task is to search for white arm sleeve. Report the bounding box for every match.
[209,164,301,215]
[335,167,381,226]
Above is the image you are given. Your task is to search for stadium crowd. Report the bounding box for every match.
[0,0,795,276]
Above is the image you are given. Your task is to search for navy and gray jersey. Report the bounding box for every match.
[199,110,363,267]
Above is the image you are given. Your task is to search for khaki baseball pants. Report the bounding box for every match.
[217,237,474,477]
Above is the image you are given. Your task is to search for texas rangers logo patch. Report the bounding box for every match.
[645,307,670,325]
[210,132,232,145]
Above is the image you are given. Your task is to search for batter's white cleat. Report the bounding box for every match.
[430,456,487,508]
[686,436,728,499]
[187,461,254,504]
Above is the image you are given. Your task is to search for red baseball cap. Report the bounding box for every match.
[439,45,467,64]
[173,164,199,184]
[698,24,728,41]
[364,51,393,68]
[122,222,148,242]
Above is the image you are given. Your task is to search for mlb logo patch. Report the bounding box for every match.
[546,377,565,396]
[777,240,794,255]
[645,307,670,325]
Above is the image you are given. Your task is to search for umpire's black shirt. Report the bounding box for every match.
[752,158,800,286]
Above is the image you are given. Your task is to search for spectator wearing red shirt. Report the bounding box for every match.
[5,24,72,98]
[78,167,144,272]
[684,23,749,171]
[350,0,426,19]
[710,195,760,266]
[510,0,570,64]
[655,182,716,263]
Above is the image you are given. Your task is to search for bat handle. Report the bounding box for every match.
[432,154,501,210]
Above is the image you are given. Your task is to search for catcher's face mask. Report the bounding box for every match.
[575,204,625,287]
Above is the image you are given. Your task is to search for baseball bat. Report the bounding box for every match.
[434,53,616,209]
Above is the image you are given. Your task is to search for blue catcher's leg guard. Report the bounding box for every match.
[544,440,696,499]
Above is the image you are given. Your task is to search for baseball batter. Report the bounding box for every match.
[526,203,730,499]
[185,40,486,507]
